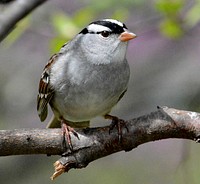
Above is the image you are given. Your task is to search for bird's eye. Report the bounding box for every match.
[100,31,110,37]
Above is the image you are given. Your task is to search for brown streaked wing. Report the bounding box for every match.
[37,54,59,122]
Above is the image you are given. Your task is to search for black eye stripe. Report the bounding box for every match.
[123,23,127,29]
[80,29,112,35]
[97,31,110,34]
[79,28,89,34]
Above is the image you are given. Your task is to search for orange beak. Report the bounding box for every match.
[119,31,137,42]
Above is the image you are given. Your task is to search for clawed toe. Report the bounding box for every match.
[61,120,79,151]
[104,114,128,142]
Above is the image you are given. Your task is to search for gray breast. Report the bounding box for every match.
[52,59,130,122]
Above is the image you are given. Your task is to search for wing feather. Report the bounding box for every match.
[37,54,58,122]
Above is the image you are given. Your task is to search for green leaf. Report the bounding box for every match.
[52,13,79,39]
[160,19,183,39]
[49,37,68,54]
[155,0,184,16]
[185,0,200,28]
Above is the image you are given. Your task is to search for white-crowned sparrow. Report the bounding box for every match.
[37,19,136,146]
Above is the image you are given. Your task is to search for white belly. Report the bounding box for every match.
[52,88,122,122]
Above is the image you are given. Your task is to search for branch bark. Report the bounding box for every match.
[1,107,200,179]
[0,0,47,42]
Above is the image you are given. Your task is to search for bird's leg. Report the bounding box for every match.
[61,119,79,151]
[104,114,128,142]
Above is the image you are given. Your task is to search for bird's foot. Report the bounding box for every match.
[61,120,79,151]
[104,114,128,142]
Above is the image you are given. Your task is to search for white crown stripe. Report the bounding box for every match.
[87,24,111,33]
[103,19,124,27]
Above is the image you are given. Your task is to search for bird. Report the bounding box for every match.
[37,19,137,149]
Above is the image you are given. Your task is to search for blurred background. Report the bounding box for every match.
[0,0,200,183]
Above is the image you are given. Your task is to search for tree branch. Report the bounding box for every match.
[0,0,15,4]
[1,107,200,180]
[0,0,47,42]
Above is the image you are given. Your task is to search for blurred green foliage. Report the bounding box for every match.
[155,0,200,38]
[4,16,30,47]
[185,0,200,27]
[155,0,184,38]
[3,0,200,48]
[156,0,184,16]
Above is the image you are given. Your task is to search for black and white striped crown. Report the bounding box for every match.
[80,19,127,35]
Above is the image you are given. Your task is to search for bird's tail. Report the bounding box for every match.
[46,116,61,128]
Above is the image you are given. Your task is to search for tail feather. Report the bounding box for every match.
[47,116,61,128]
